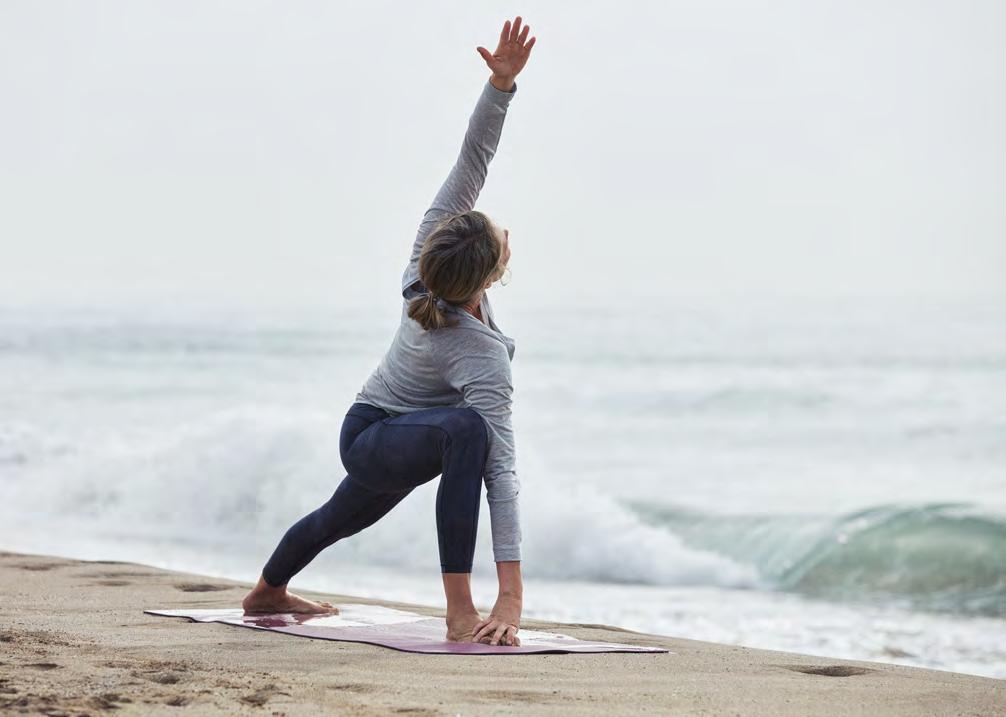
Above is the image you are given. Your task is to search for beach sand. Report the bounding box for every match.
[1,551,1002,716]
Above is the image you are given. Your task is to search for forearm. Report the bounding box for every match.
[487,482,521,559]
[428,79,515,217]
[496,559,522,598]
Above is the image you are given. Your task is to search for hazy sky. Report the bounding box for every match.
[1,1,1002,308]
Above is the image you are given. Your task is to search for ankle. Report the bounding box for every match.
[253,576,287,595]
[446,604,479,619]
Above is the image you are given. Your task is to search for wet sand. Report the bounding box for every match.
[1,550,1002,715]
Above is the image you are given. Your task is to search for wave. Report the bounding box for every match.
[2,409,1003,616]
[627,501,1006,617]
[0,409,757,590]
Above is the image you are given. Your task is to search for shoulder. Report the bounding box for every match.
[431,326,512,381]
[432,324,509,356]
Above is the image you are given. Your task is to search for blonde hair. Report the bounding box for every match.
[407,210,506,331]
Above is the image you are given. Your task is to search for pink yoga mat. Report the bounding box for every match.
[145,603,670,655]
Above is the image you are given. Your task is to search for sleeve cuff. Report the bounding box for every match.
[494,549,522,562]
[483,79,517,107]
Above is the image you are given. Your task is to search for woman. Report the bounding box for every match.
[242,16,535,648]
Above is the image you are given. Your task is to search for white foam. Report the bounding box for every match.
[0,405,757,589]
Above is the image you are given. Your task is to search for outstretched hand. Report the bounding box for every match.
[477,16,536,89]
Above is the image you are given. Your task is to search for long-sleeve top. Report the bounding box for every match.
[354,79,521,562]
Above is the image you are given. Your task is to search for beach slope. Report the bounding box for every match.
[1,551,1001,716]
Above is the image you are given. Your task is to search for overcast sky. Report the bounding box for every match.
[0,1,1002,309]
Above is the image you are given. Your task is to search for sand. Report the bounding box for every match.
[1,551,1002,716]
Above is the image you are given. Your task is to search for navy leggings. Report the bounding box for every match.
[261,402,489,587]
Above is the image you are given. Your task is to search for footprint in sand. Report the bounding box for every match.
[148,672,183,685]
[174,583,232,593]
[86,571,153,578]
[17,563,66,571]
[239,689,272,707]
[2,629,78,648]
[784,664,874,677]
[469,689,559,704]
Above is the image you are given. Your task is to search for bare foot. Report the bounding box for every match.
[242,576,339,615]
[446,609,484,642]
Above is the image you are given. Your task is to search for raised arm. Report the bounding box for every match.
[402,16,536,297]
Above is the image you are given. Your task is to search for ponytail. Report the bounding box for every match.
[407,291,459,331]
[409,209,502,332]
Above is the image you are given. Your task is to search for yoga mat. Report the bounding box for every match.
[145,603,670,655]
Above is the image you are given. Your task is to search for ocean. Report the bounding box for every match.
[1,292,1003,678]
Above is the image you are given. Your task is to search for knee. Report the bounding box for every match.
[447,407,488,447]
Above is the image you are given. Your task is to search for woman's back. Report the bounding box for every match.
[355,290,515,415]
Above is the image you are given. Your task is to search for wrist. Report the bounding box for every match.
[489,74,516,92]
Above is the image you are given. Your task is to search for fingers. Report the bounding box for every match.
[472,615,520,646]
[494,16,534,59]
[473,619,496,643]
[503,625,518,647]
[473,619,519,646]
[497,624,519,646]
[491,623,508,646]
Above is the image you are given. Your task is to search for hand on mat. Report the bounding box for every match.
[477,16,536,88]
[473,594,522,646]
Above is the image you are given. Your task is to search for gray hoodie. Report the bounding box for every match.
[354,79,521,562]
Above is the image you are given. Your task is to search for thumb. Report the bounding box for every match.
[476,46,494,63]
